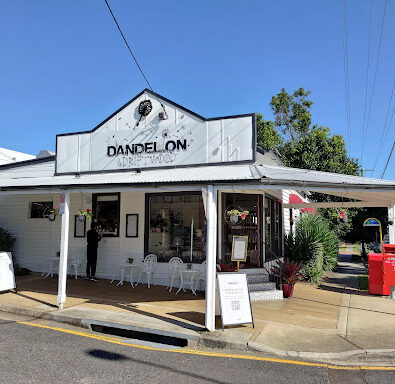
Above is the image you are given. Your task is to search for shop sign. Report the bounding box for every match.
[217,272,254,328]
[55,91,255,173]
[0,252,16,292]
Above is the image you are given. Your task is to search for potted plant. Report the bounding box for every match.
[48,206,59,221]
[127,258,134,264]
[186,263,192,270]
[77,208,93,221]
[270,259,304,298]
[216,262,245,272]
[226,209,249,224]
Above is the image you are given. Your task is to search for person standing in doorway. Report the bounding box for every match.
[86,222,102,281]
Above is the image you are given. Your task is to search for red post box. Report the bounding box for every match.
[383,244,395,287]
[368,253,391,295]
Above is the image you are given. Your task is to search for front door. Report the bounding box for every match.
[221,193,263,268]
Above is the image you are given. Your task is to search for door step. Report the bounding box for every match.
[246,273,283,301]
[249,289,284,301]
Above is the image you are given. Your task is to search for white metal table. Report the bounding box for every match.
[176,270,197,295]
[114,263,140,287]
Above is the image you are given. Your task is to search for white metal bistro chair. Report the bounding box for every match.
[194,260,206,292]
[167,257,184,292]
[135,254,157,288]
[69,249,84,279]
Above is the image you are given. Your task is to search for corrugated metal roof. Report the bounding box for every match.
[0,163,260,188]
[0,161,393,195]
[255,164,395,187]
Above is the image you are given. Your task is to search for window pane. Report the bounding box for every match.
[30,202,53,218]
[147,193,205,263]
[93,193,120,236]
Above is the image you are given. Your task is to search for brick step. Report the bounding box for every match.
[248,282,277,292]
[246,274,270,284]
[249,289,283,301]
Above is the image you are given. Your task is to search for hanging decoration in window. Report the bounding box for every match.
[224,206,250,225]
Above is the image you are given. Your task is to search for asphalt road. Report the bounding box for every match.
[0,313,394,384]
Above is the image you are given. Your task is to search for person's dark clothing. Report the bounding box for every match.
[86,229,101,277]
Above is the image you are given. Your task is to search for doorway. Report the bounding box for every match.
[221,193,263,268]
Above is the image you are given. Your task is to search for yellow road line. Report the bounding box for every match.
[17,321,395,371]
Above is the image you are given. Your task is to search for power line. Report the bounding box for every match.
[372,77,395,174]
[361,0,372,163]
[103,0,165,110]
[341,0,351,153]
[361,0,388,163]
[381,140,395,178]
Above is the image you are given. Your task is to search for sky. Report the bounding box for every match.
[0,0,394,180]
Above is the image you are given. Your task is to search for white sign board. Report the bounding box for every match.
[56,90,255,173]
[217,272,253,327]
[0,252,16,292]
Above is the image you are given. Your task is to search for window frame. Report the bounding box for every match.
[144,191,204,262]
[92,192,121,237]
[29,201,53,219]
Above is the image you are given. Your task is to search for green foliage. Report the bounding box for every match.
[285,213,339,283]
[270,87,313,143]
[256,114,283,150]
[280,126,360,176]
[0,228,15,252]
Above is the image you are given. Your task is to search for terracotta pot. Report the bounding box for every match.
[282,283,295,298]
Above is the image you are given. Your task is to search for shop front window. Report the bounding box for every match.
[92,193,120,237]
[30,201,53,218]
[145,192,206,263]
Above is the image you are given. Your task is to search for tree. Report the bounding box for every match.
[270,88,313,143]
[259,87,363,239]
[280,125,360,177]
[256,114,283,151]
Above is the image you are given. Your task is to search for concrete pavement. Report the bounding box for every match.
[1,253,395,362]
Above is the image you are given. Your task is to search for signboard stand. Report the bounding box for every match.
[231,235,248,272]
[217,272,254,331]
[0,252,16,293]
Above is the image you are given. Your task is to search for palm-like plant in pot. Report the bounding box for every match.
[270,259,304,298]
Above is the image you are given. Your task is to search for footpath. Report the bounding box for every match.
[1,247,395,364]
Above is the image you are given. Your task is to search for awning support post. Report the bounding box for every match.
[57,192,70,309]
[205,185,217,331]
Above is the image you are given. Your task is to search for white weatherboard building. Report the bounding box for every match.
[0,89,394,331]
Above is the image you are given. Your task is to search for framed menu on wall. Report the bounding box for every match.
[231,235,248,262]
[126,214,139,238]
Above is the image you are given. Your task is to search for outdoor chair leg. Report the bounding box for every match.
[169,276,174,292]
[147,273,151,288]
[135,272,142,287]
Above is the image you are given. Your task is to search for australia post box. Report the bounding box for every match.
[383,244,395,287]
[368,253,390,295]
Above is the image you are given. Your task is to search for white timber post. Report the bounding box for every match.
[205,185,217,331]
[57,192,70,309]
[389,205,395,244]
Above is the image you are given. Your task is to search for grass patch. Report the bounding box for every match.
[358,274,369,291]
